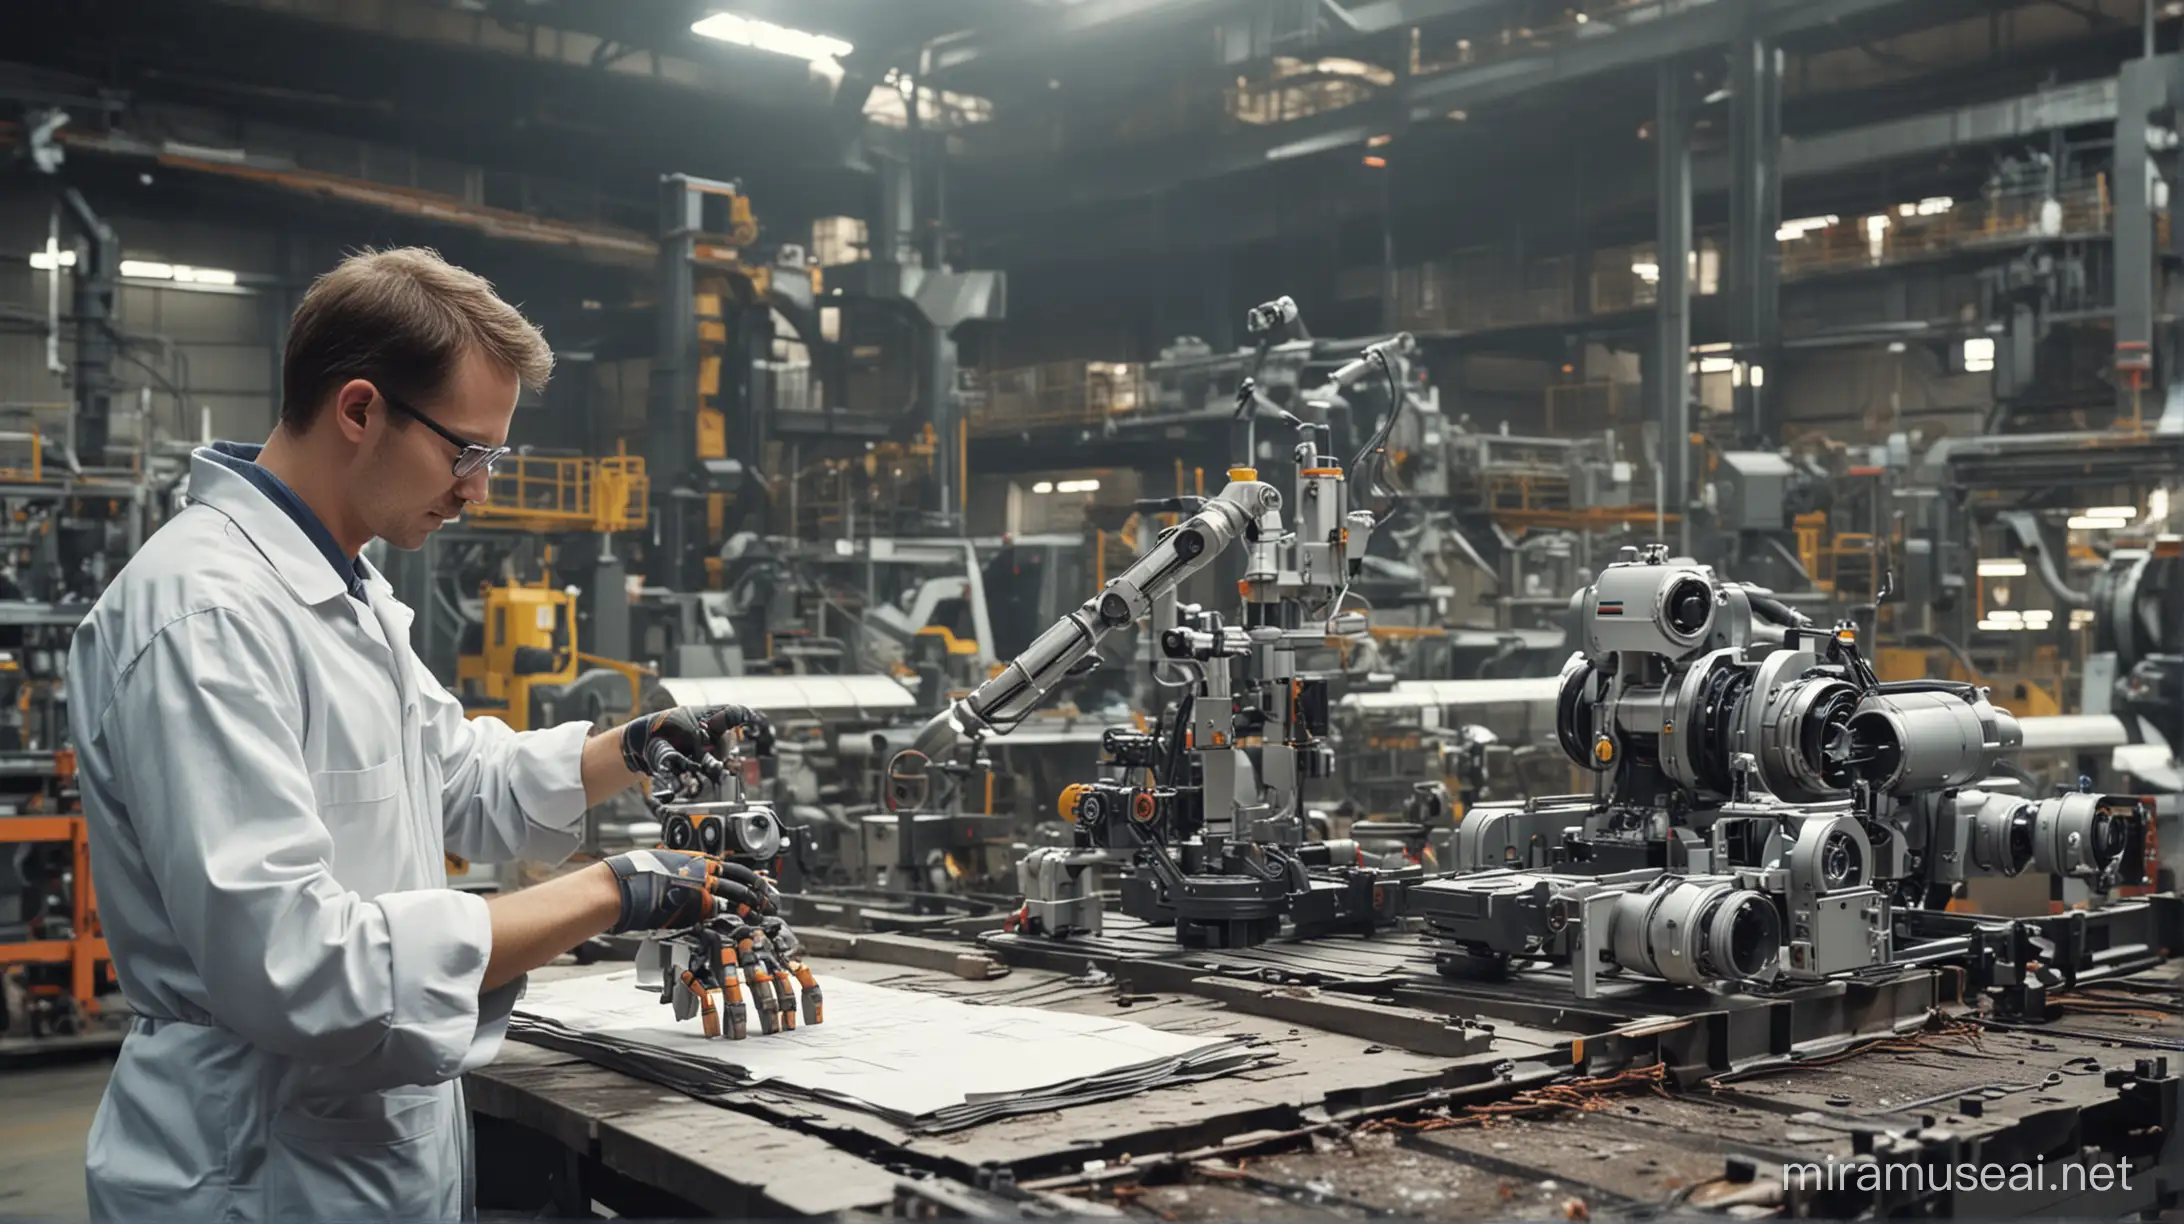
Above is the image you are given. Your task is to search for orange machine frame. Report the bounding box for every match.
[0,750,112,1027]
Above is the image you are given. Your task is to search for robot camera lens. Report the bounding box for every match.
[1665,579,1711,636]
[1721,895,1781,979]
[664,815,696,851]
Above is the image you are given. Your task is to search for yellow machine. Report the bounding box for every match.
[457,583,575,731]
[456,581,650,732]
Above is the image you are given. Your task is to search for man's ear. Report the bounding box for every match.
[332,379,378,443]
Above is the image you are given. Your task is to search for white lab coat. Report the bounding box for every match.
[66,448,593,1222]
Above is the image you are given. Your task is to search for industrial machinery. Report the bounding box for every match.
[455,581,653,733]
[626,707,825,1040]
[895,302,1432,948]
[1404,545,2154,1000]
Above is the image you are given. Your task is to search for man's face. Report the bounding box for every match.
[359,348,517,550]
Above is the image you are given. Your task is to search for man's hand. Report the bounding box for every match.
[603,848,778,935]
[618,704,773,794]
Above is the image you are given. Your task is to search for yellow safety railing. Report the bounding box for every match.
[968,361,1145,433]
[467,452,649,534]
[1780,182,2115,279]
[0,426,48,483]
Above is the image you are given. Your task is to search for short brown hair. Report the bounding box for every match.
[280,247,553,432]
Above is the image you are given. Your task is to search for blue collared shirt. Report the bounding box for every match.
[202,441,370,603]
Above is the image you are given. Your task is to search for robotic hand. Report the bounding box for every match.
[650,914,825,1040]
[602,849,779,935]
[619,704,774,799]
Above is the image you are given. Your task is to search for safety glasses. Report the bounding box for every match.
[377,387,511,479]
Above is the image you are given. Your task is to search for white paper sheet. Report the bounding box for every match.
[513,969,1263,1126]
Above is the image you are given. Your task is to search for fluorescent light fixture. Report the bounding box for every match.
[690,12,852,68]
[1916,196,1954,216]
[1976,619,2022,632]
[1055,478,1101,494]
[1631,261,1660,283]
[1963,336,1995,374]
[118,261,239,285]
[1266,128,1373,162]
[2084,505,2137,519]
[2070,609,2096,628]
[1776,215,1838,241]
[1977,559,2028,577]
[1749,364,1764,388]
[1031,480,1054,494]
[1691,342,1734,354]
[2152,488,2170,520]
[1887,341,1907,353]
[35,252,237,285]
[2067,515,2129,530]
[1989,609,2023,623]
[1697,356,1736,375]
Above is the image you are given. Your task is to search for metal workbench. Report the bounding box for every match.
[466,926,2180,1219]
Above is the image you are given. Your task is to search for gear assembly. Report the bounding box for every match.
[1404,545,2153,999]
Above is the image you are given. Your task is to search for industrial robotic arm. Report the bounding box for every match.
[899,475,1284,764]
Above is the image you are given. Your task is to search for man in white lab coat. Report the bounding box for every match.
[67,247,768,1221]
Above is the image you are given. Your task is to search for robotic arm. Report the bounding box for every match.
[902,476,1284,763]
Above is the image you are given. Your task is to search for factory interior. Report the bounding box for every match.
[1,0,2182,1219]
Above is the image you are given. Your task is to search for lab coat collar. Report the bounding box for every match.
[186,446,354,606]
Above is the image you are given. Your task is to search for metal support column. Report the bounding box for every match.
[1651,61,1694,553]
[649,176,703,590]
[2113,57,2162,410]
[58,188,118,467]
[1727,25,1782,445]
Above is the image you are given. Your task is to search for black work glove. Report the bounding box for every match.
[619,704,773,792]
[603,849,779,935]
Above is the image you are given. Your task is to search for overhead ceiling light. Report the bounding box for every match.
[1696,356,1736,375]
[1631,261,1660,283]
[1361,155,1388,168]
[118,261,239,285]
[1748,364,1764,388]
[690,11,852,70]
[1775,215,1838,241]
[28,250,77,270]
[1055,478,1102,494]
[2084,505,2138,519]
[1367,133,1393,148]
[1031,480,1054,494]
[1977,558,2028,577]
[1962,336,1996,373]
[2067,515,2129,530]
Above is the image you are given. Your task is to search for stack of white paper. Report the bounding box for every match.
[510,970,1268,1132]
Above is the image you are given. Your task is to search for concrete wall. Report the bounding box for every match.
[1776,345,1991,447]
[0,191,287,446]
